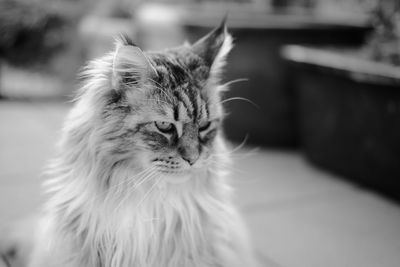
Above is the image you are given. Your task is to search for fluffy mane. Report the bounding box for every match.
[28,21,257,267]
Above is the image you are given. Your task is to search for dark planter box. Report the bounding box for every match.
[179,7,371,147]
[283,45,400,201]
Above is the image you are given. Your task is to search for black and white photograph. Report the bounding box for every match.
[0,0,399,266]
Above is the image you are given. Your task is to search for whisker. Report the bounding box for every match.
[220,97,260,109]
[148,84,171,100]
[147,78,174,102]
[220,78,248,88]
[134,176,162,210]
[211,134,250,157]
[210,146,259,161]
[206,161,244,175]
[99,166,156,203]
[115,168,159,210]
[130,169,158,190]
[107,166,155,192]
[147,78,164,89]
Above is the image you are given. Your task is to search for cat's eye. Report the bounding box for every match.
[155,121,175,134]
[199,121,212,132]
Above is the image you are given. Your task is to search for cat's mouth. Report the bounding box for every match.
[155,166,192,184]
[157,167,187,175]
[151,158,194,183]
[153,159,187,174]
[150,157,206,184]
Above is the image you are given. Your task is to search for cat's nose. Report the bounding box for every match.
[178,124,200,165]
[178,146,199,166]
[182,154,199,165]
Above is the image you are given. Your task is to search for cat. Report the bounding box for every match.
[27,19,259,267]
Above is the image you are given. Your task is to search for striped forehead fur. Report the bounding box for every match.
[146,50,211,121]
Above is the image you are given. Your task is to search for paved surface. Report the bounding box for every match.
[1,101,400,267]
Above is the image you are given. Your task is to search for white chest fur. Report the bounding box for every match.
[29,172,255,267]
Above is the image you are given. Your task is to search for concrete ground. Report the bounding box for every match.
[1,101,400,267]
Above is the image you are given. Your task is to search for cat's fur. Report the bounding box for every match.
[28,21,257,267]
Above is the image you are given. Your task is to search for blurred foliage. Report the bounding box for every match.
[364,0,400,65]
[0,0,89,68]
[0,0,66,67]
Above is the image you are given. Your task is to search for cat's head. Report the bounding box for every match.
[78,20,232,184]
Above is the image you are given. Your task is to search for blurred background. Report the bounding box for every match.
[1,0,400,266]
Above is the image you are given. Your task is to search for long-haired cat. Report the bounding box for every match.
[28,20,258,267]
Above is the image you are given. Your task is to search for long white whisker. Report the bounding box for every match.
[147,78,174,102]
[206,161,244,175]
[101,166,156,203]
[220,78,248,88]
[209,146,259,160]
[220,97,259,109]
[109,166,155,190]
[130,169,158,190]
[134,176,162,210]
[212,135,250,157]
[115,168,159,210]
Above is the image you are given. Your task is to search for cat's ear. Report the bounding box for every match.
[191,17,233,75]
[111,44,156,90]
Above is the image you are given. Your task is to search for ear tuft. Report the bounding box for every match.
[112,45,156,90]
[115,34,137,47]
[191,17,233,76]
